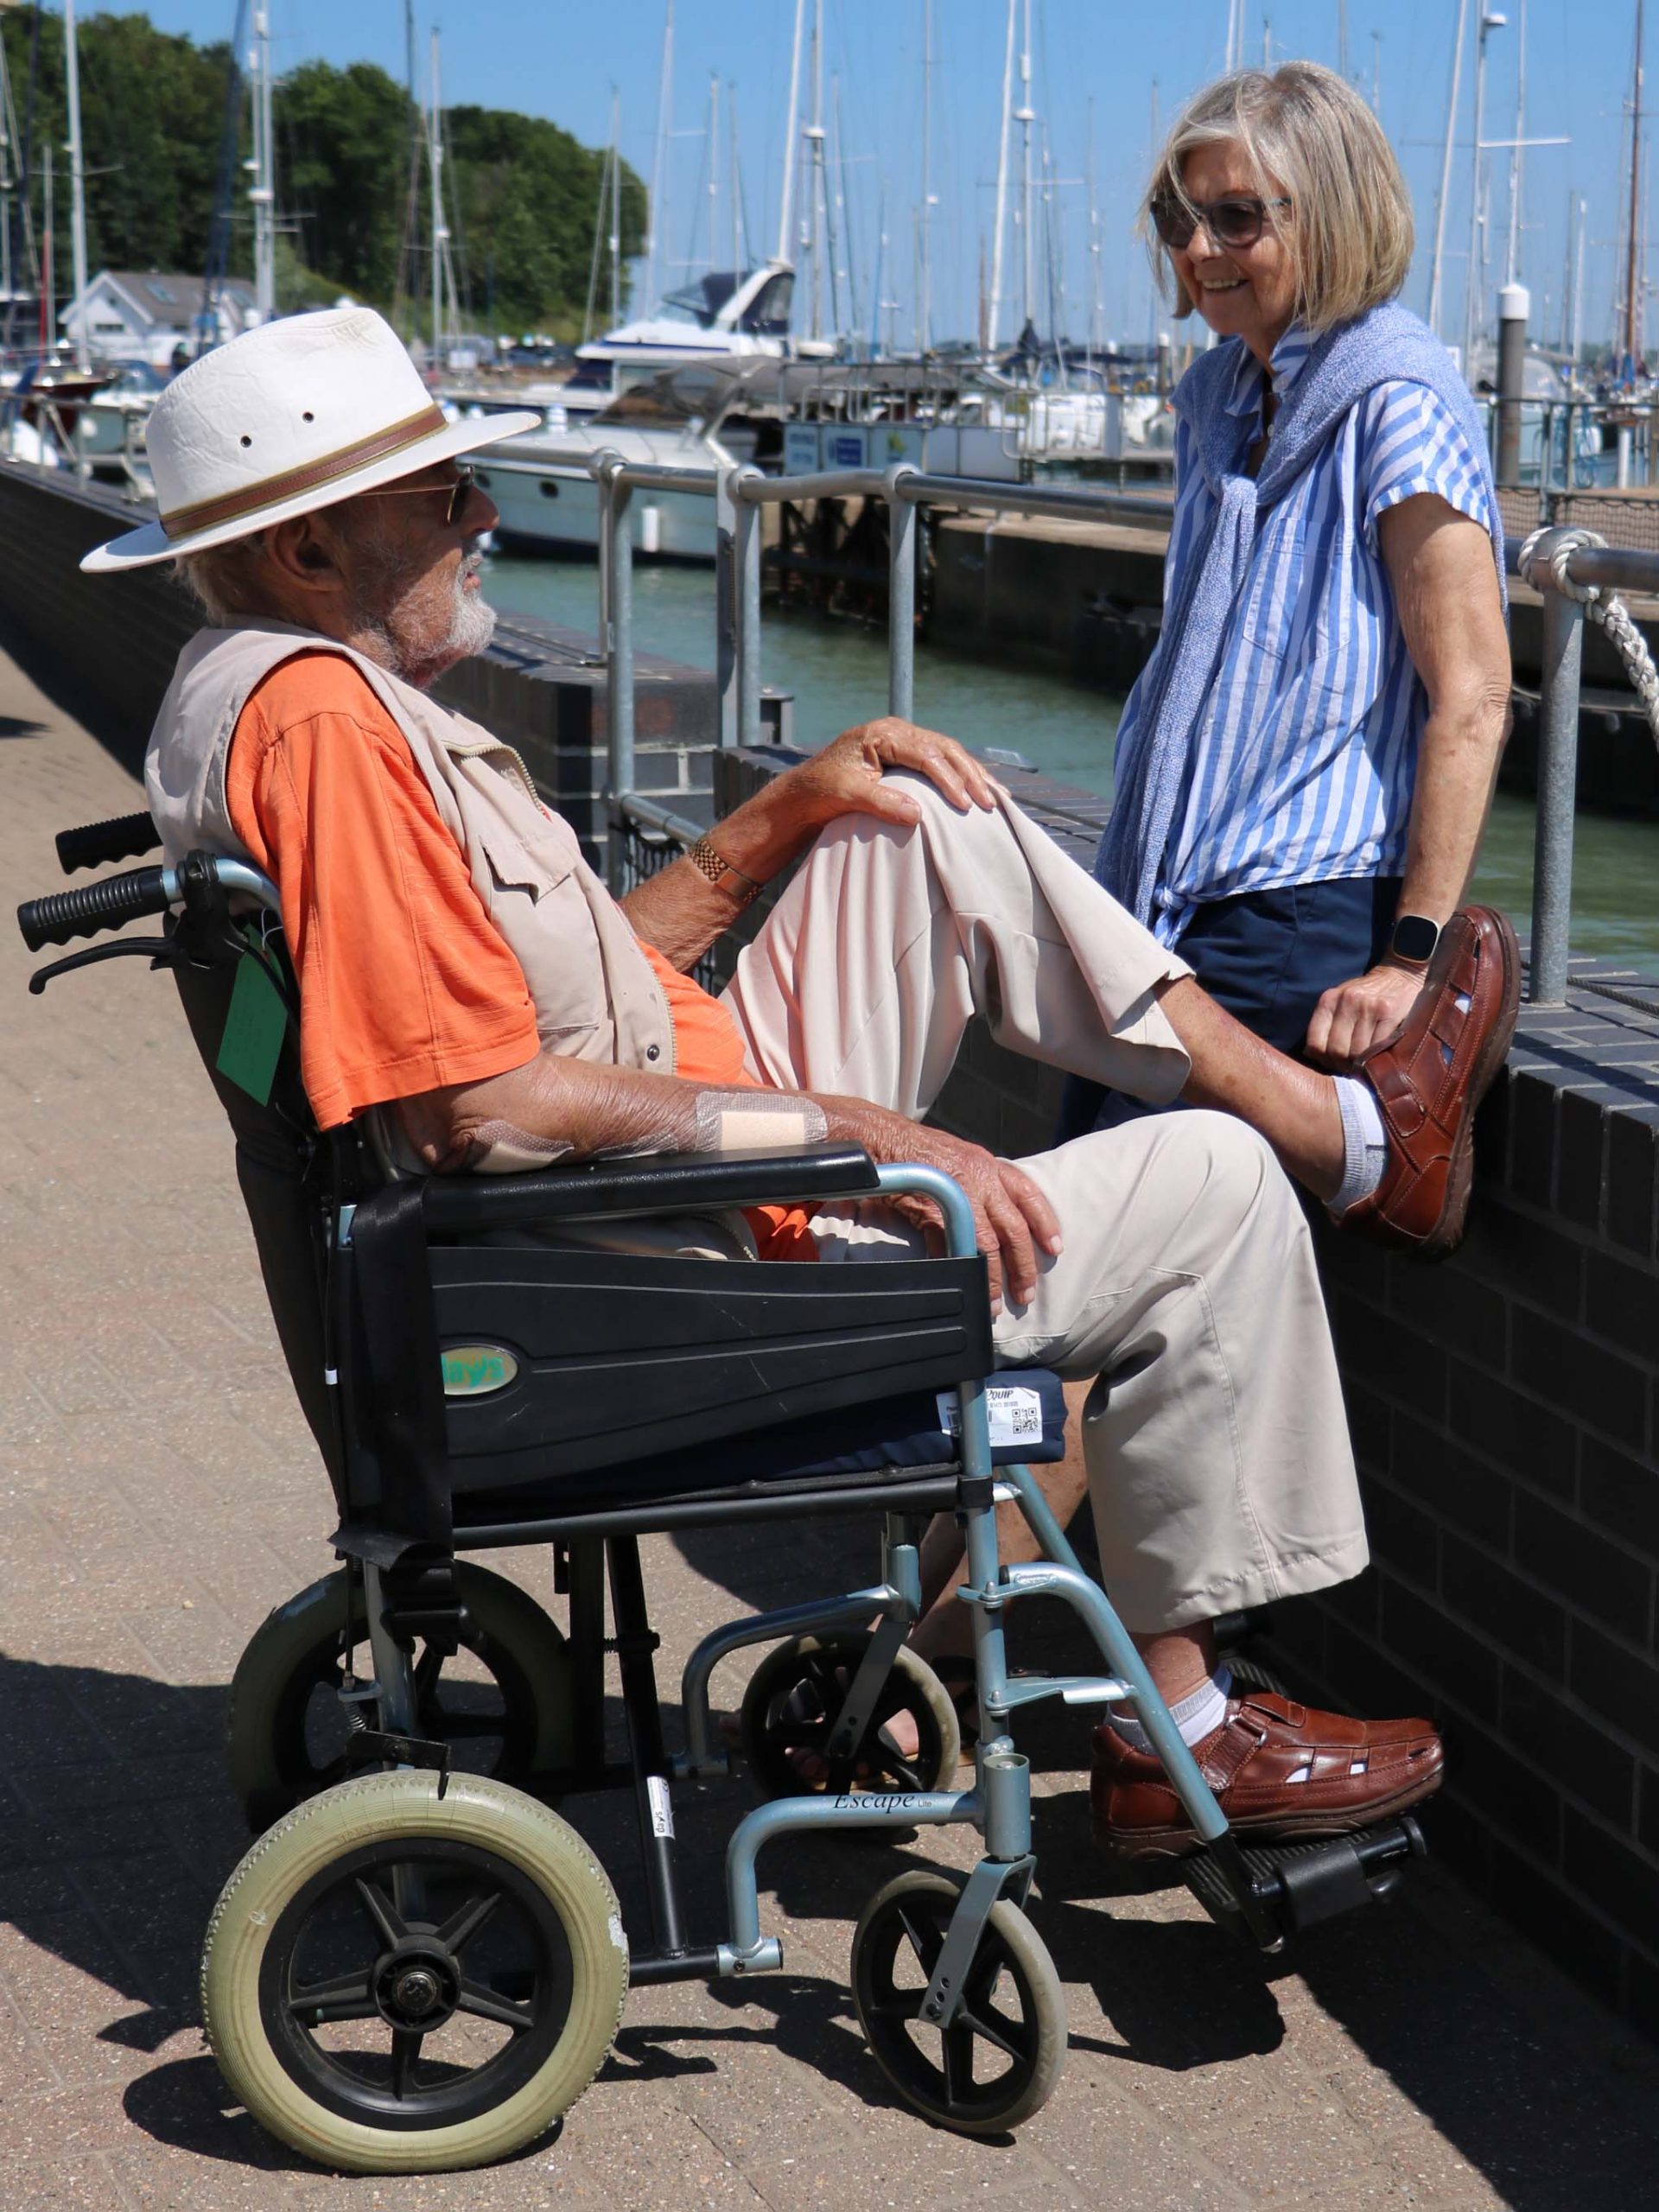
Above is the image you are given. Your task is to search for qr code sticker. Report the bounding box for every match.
[936,1387,1044,1448]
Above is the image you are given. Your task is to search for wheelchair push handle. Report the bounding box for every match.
[16,852,280,953]
[54,811,162,875]
[18,864,175,951]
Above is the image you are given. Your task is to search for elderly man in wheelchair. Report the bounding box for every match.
[18,309,1516,2171]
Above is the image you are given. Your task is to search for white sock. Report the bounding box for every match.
[1332,1075,1389,1214]
[1115,1667,1231,1753]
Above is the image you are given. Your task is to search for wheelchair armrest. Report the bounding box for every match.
[418,1141,881,1232]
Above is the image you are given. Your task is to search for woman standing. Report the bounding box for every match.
[898,60,1516,1804]
[1063,60,1512,1179]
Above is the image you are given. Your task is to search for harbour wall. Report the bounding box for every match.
[928,512,1659,815]
[0,461,728,865]
[716,741,1659,2040]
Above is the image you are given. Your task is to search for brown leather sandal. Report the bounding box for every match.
[1090,1689,1445,1859]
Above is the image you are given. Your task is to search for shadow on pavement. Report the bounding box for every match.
[4,1578,1658,2204]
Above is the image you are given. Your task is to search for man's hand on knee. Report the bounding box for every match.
[782,717,1001,839]
[872,1120,1061,1313]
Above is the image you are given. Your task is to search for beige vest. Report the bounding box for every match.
[144,619,674,1077]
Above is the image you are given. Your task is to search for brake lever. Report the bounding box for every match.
[27,937,177,995]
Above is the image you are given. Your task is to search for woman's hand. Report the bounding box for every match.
[1305,961,1426,1066]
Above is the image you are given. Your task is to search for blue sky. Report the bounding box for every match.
[54,3,1651,353]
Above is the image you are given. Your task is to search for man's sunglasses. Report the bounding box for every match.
[360,461,476,527]
[1151,193,1292,251]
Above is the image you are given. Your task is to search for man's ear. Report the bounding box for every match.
[264,512,344,597]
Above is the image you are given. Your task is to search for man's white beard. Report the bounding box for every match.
[446,551,498,661]
[376,548,497,687]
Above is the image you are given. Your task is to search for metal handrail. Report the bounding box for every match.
[589,449,1649,1010]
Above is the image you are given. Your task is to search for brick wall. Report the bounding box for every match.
[715,742,1659,2036]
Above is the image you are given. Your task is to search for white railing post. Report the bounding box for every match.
[594,449,634,893]
[1527,528,1585,1006]
[886,464,919,721]
[733,466,765,749]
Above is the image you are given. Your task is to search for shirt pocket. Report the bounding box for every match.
[1236,510,1306,666]
[474,823,607,1046]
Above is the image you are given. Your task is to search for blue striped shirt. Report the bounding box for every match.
[1118,323,1495,945]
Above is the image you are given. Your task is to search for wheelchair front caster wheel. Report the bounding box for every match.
[228,1564,576,1831]
[739,1632,961,1801]
[851,1869,1066,2135]
[201,1770,628,2175]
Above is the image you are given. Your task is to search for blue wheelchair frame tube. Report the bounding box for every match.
[874,1161,1228,1847]
[717,1161,1230,1974]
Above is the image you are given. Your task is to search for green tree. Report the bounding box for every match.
[275,59,409,306]
[445,106,645,332]
[0,9,638,334]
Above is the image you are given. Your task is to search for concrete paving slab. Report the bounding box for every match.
[7,634,1659,2212]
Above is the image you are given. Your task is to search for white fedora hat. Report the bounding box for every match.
[83,306,539,573]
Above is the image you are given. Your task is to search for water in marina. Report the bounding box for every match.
[486,551,1659,972]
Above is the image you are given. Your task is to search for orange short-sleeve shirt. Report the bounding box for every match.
[225,652,814,1257]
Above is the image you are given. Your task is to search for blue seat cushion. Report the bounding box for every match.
[457,1367,1069,1527]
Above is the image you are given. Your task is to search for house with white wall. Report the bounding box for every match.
[59,270,260,368]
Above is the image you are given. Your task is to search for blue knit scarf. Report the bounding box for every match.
[1092,301,1504,926]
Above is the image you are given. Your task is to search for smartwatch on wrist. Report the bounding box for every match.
[1389,913,1442,968]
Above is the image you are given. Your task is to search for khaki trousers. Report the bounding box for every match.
[721,779,1368,1632]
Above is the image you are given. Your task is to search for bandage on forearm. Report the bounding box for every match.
[454,1085,825,1173]
[692,1090,828,1154]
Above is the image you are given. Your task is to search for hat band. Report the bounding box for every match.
[161,404,450,541]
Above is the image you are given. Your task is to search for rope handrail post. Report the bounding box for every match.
[593,448,635,895]
[886,465,920,721]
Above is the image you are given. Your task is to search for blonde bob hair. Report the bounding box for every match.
[1144,60,1413,334]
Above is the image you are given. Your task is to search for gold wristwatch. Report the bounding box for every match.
[687,836,762,910]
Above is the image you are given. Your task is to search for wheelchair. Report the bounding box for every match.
[18,812,1429,2174]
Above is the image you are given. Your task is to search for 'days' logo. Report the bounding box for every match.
[441,1344,519,1397]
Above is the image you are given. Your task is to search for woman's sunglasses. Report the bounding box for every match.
[360,461,476,528]
[1151,193,1292,251]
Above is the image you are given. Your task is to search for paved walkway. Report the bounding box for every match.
[4,634,1659,2211]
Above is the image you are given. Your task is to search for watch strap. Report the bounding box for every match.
[687,836,762,909]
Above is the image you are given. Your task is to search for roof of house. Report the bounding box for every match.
[75,271,257,327]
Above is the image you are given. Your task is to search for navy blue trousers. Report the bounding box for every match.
[1056,874,1402,1144]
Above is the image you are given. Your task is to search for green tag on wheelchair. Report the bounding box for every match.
[216,937,287,1107]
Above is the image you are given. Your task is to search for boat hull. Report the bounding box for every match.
[474,459,720,563]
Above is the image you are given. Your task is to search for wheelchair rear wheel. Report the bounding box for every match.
[739,1632,960,1800]
[228,1566,575,1831]
[201,1770,628,2174]
[852,1868,1065,2135]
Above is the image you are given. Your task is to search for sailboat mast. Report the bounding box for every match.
[988,0,1015,354]
[1628,0,1644,368]
[608,89,621,330]
[707,74,718,274]
[806,0,823,339]
[1017,0,1034,329]
[918,0,931,355]
[251,8,276,323]
[646,3,673,308]
[63,0,88,369]
[731,83,742,273]
[1504,0,1527,285]
[1427,0,1468,337]
[776,0,806,264]
[429,30,445,361]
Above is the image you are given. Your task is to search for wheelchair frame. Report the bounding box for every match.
[17,818,1428,2164]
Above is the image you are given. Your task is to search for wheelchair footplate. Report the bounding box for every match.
[1184,1815,1428,1951]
